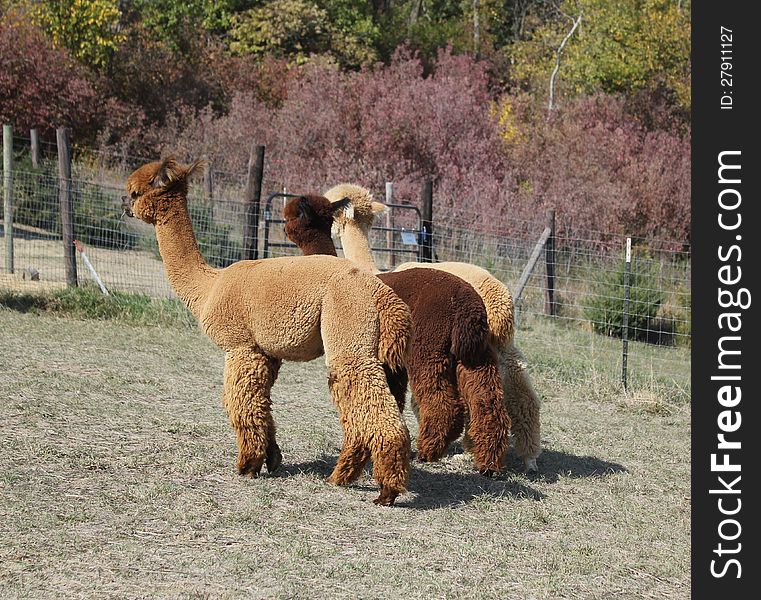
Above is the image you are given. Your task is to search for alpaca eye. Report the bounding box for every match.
[131,191,139,199]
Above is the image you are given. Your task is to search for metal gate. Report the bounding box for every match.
[261,192,425,268]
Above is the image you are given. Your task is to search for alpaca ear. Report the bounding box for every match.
[331,197,353,220]
[184,159,207,181]
[152,158,205,190]
[371,201,389,215]
[151,157,176,189]
[297,197,317,222]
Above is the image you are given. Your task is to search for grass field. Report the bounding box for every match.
[0,306,690,599]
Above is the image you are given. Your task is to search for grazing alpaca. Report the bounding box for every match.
[123,160,413,505]
[323,184,542,473]
[284,195,511,474]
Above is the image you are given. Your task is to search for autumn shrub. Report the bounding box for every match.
[136,48,690,249]
[509,94,691,246]
[0,17,101,139]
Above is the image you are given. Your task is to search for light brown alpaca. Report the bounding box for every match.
[324,183,542,473]
[123,159,413,505]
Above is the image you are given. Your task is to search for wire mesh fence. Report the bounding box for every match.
[1,139,690,392]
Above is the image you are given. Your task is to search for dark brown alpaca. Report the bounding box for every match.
[284,195,512,474]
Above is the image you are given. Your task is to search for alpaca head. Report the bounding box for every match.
[323,183,387,236]
[123,158,205,225]
[283,195,350,255]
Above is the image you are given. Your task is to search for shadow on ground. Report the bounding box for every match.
[276,455,545,509]
[275,445,627,509]
[502,446,628,484]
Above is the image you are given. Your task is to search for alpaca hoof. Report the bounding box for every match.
[373,486,399,506]
[416,448,443,463]
[266,443,283,473]
[524,457,539,474]
[479,468,498,478]
[237,456,264,478]
[327,472,351,486]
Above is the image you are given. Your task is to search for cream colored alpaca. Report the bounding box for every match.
[124,160,413,505]
[324,183,541,472]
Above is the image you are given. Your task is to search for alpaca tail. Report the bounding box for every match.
[475,276,515,350]
[373,280,413,372]
[450,292,490,362]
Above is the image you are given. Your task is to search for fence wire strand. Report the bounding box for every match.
[1,154,690,390]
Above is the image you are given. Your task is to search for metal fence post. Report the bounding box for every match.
[242,144,265,261]
[622,237,632,390]
[3,124,13,274]
[385,182,395,270]
[57,127,77,287]
[420,179,433,262]
[545,208,557,316]
[30,128,40,168]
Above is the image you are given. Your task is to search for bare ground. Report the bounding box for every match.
[0,310,690,599]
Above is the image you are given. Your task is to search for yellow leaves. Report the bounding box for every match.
[509,0,690,110]
[31,0,125,69]
[490,97,524,146]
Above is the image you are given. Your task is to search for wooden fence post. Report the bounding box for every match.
[203,157,214,204]
[385,182,395,270]
[3,124,14,274]
[30,128,40,168]
[242,144,265,261]
[57,127,77,287]
[419,179,433,262]
[545,208,557,316]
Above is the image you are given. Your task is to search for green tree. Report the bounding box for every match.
[131,0,252,54]
[511,0,691,110]
[229,0,379,68]
[31,0,125,70]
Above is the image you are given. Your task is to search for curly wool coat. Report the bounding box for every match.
[324,183,542,472]
[284,194,511,473]
[124,161,413,505]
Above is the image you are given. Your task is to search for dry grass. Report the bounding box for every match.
[0,309,690,599]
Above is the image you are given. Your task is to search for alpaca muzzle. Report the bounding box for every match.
[121,195,134,217]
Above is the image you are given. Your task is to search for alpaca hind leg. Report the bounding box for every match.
[457,359,511,476]
[222,349,281,477]
[501,342,541,472]
[410,356,464,463]
[328,356,410,506]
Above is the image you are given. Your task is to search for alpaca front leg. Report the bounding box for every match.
[501,343,541,473]
[223,349,281,477]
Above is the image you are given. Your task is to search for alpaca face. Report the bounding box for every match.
[123,158,202,225]
[323,183,388,234]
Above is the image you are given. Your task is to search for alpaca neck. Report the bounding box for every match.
[339,222,378,272]
[154,201,218,317]
[304,236,338,256]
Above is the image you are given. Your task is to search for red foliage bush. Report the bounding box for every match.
[0,18,101,139]
[511,94,690,245]
[153,48,690,248]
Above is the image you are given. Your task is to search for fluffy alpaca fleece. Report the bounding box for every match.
[124,160,412,505]
[324,183,542,472]
[284,194,511,473]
